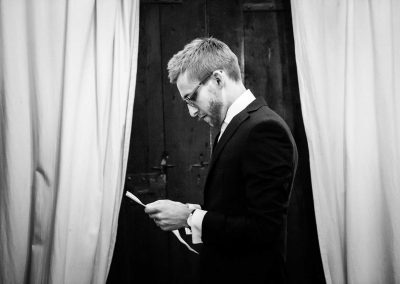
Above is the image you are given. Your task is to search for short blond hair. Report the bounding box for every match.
[167,37,241,84]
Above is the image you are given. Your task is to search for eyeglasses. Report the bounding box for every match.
[183,72,213,107]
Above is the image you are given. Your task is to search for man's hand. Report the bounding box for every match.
[144,200,191,231]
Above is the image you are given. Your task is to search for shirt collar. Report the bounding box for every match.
[223,89,256,125]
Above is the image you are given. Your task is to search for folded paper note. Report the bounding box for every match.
[125,191,199,254]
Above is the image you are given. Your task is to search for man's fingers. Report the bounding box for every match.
[148,213,160,220]
[144,204,159,214]
[154,219,169,230]
[151,216,169,229]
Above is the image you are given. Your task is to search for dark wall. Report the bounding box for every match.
[108,0,325,283]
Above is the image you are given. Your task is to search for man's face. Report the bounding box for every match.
[176,71,225,128]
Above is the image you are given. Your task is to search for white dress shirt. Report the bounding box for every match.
[188,89,256,244]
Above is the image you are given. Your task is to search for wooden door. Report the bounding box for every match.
[108,1,210,284]
[108,1,325,284]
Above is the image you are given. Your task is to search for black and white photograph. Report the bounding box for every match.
[0,0,399,283]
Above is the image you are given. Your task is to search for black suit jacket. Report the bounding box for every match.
[200,97,298,284]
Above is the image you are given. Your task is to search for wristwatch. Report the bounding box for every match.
[186,208,196,227]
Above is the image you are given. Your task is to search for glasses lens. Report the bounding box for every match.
[184,73,212,106]
[186,86,199,105]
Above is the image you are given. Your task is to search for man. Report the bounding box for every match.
[144,37,298,283]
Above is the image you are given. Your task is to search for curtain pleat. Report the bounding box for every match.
[0,1,140,283]
[291,0,400,283]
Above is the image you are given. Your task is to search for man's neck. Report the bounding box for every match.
[218,82,247,128]
[225,82,247,108]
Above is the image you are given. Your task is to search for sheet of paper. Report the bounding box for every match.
[125,191,199,254]
[172,230,199,254]
[125,191,145,207]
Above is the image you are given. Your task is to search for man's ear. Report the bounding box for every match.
[212,70,224,88]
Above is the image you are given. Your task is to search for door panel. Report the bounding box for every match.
[160,0,209,206]
[128,4,164,175]
[159,2,208,283]
[109,1,208,284]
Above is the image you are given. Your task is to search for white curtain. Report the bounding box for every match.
[0,0,139,283]
[291,0,400,283]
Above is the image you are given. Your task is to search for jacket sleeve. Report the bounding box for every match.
[201,120,296,247]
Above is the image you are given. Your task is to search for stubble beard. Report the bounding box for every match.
[208,99,223,128]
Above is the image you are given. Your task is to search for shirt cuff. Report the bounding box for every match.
[186,203,202,210]
[190,209,207,244]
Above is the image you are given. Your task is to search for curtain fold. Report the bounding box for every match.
[291,0,400,283]
[0,1,139,283]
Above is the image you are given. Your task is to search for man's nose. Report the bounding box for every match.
[187,104,198,117]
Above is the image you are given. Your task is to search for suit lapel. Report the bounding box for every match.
[208,111,248,172]
[208,97,266,174]
[204,97,267,203]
